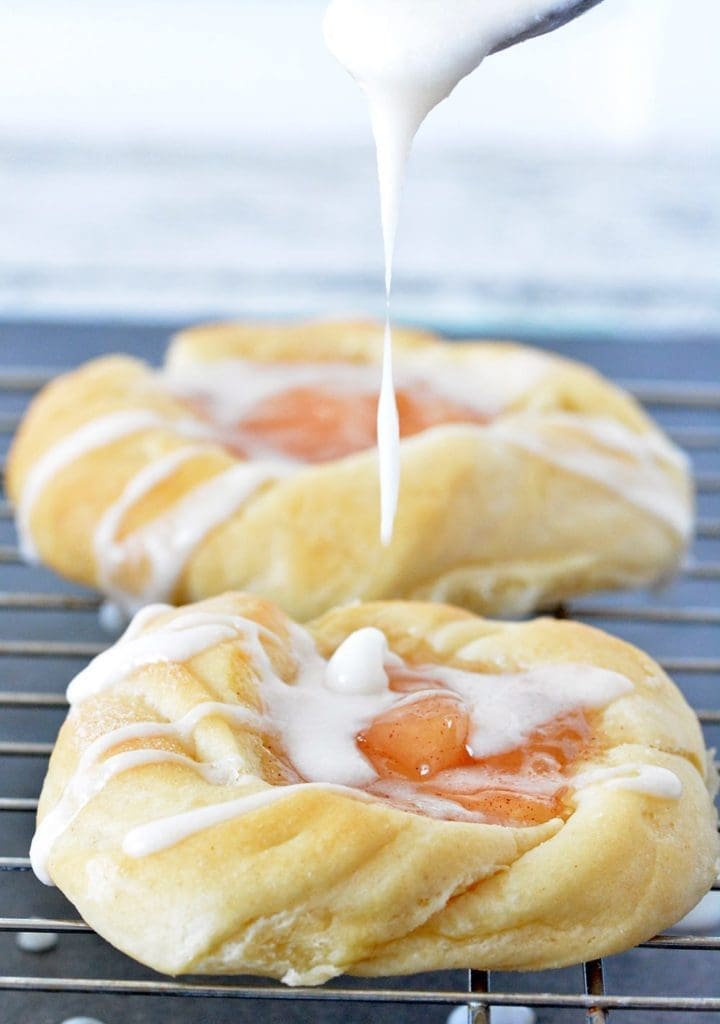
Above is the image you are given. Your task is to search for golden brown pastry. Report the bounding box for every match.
[7,320,692,621]
[32,593,718,984]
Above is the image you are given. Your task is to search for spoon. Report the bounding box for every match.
[491,0,605,54]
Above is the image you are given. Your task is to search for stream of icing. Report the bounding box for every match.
[162,351,551,422]
[324,0,574,543]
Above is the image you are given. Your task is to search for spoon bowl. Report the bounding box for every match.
[491,0,605,54]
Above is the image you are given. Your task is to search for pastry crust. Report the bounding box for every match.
[35,593,718,984]
[7,320,693,620]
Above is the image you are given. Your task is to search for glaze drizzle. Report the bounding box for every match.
[30,603,681,886]
[17,353,690,617]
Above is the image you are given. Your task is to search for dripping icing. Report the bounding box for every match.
[378,317,401,544]
[324,0,574,542]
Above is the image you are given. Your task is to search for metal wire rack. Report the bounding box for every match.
[0,342,718,1023]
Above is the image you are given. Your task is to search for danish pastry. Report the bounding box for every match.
[7,320,692,621]
[32,593,718,984]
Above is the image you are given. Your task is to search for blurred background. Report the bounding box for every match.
[0,0,718,337]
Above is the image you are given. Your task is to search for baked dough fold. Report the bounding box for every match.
[6,320,693,620]
[34,593,718,984]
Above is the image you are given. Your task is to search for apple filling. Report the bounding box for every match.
[357,670,593,827]
[183,383,488,462]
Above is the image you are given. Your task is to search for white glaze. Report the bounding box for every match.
[66,611,249,705]
[36,605,645,877]
[326,626,402,694]
[73,702,267,769]
[120,601,172,640]
[427,662,633,758]
[324,0,562,272]
[417,765,560,797]
[325,0,567,543]
[18,411,164,561]
[122,781,374,858]
[368,779,505,824]
[164,359,387,420]
[94,446,205,582]
[124,647,632,822]
[30,699,267,883]
[31,748,202,884]
[492,413,692,539]
[163,350,551,424]
[20,364,686,583]
[172,699,268,740]
[165,356,689,540]
[572,763,683,800]
[17,410,213,561]
[377,318,401,543]
[94,449,288,615]
[259,624,395,788]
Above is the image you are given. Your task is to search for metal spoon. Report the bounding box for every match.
[491,0,605,54]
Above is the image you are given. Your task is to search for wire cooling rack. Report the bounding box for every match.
[0,329,718,1024]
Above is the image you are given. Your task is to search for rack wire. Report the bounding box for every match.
[0,354,718,1023]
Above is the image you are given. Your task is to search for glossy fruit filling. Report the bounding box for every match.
[185,384,488,462]
[356,672,593,827]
